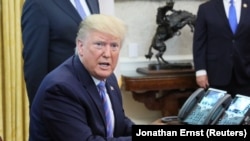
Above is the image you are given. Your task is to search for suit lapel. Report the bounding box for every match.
[237,0,249,34]
[214,0,232,32]
[105,81,116,110]
[53,0,81,24]
[72,55,106,125]
[105,79,121,132]
[86,0,100,14]
[86,83,106,122]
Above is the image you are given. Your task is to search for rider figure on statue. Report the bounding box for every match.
[145,0,196,70]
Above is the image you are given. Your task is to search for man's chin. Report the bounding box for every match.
[96,72,112,80]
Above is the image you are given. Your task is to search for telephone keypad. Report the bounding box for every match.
[217,114,244,125]
[183,105,211,125]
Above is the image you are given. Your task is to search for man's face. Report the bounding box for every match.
[77,31,121,80]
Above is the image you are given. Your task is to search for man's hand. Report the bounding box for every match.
[196,75,209,89]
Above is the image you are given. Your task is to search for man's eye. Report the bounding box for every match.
[95,42,105,49]
[95,42,104,46]
[111,44,119,50]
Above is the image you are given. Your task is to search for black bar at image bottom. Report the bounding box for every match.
[132,125,250,140]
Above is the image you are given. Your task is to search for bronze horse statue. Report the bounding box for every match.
[145,0,196,66]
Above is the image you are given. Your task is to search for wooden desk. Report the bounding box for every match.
[121,67,198,116]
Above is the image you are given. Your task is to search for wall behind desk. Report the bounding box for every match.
[113,0,205,124]
[114,0,205,72]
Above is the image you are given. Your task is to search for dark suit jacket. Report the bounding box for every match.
[21,0,99,105]
[29,55,134,141]
[193,0,250,86]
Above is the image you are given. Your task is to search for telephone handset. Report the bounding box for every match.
[178,88,205,120]
[214,94,250,125]
[178,88,231,125]
[203,94,232,125]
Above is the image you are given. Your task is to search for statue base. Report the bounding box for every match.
[148,62,192,70]
[136,62,194,75]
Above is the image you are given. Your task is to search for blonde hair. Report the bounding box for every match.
[76,14,127,48]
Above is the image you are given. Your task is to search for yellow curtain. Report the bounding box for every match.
[0,0,29,141]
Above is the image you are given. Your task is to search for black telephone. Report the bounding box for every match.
[214,94,250,125]
[178,88,232,125]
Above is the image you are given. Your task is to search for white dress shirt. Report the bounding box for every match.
[70,0,91,16]
[223,0,241,23]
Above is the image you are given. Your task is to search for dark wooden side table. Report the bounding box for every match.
[121,67,198,116]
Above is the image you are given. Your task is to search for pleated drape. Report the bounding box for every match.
[0,0,29,141]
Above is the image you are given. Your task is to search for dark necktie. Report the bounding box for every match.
[97,81,113,137]
[229,0,237,34]
[74,0,87,19]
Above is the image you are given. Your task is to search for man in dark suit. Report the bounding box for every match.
[21,0,99,106]
[193,0,250,97]
[29,14,135,141]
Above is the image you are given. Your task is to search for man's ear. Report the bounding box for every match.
[76,39,84,56]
